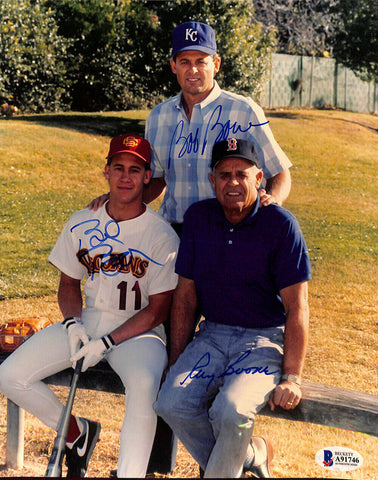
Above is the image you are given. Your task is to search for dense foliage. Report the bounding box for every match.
[0,0,70,112]
[331,0,377,82]
[49,0,276,111]
[0,0,375,112]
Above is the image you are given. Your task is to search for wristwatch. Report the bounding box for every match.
[280,374,301,386]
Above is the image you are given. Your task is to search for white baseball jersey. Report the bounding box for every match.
[49,203,179,340]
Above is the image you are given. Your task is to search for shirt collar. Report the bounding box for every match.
[175,81,222,111]
[215,194,261,228]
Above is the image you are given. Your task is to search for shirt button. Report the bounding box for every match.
[230,228,234,232]
[228,240,233,245]
[188,163,191,167]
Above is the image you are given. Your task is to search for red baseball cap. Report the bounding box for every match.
[106,134,151,165]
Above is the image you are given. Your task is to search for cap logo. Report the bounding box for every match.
[227,138,238,151]
[123,136,139,148]
[185,28,198,42]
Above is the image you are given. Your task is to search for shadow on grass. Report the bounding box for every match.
[265,111,315,121]
[8,109,377,136]
[266,109,378,132]
[10,111,316,137]
[9,113,145,137]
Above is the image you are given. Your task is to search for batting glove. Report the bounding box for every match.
[71,334,116,372]
[62,317,90,362]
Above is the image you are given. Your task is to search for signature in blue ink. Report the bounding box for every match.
[71,219,163,279]
[180,351,280,391]
[180,353,216,391]
[170,121,200,165]
[71,219,124,255]
[168,104,269,167]
[202,105,269,154]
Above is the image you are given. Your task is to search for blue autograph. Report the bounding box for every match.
[168,104,269,167]
[71,219,124,255]
[71,219,163,279]
[180,351,280,391]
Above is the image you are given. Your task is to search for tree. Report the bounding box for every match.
[49,0,276,110]
[0,0,69,112]
[252,0,339,56]
[1,0,277,112]
[332,0,377,82]
[50,0,128,111]
[49,0,168,111]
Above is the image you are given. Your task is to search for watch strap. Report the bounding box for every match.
[280,373,301,386]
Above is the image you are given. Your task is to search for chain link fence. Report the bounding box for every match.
[260,53,377,113]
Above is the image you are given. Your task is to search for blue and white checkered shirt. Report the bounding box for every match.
[145,81,292,224]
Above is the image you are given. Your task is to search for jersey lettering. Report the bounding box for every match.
[77,249,149,278]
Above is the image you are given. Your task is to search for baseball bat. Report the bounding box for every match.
[45,357,84,477]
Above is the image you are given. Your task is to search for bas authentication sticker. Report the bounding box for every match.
[315,446,363,472]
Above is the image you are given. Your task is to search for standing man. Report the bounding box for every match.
[90,21,292,234]
[155,138,311,478]
[0,134,179,478]
[143,21,292,234]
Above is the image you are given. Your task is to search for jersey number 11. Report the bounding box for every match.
[117,280,141,311]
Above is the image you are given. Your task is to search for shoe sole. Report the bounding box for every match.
[265,436,274,476]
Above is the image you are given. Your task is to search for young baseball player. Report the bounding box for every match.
[0,134,179,477]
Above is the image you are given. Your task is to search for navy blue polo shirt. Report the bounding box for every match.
[176,197,312,328]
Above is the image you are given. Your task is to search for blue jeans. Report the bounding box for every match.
[155,321,284,478]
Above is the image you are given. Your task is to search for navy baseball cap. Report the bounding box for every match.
[171,22,217,58]
[211,138,261,169]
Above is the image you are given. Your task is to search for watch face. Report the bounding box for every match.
[288,375,301,384]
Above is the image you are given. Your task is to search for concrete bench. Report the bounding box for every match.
[2,353,378,470]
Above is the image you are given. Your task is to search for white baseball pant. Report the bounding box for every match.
[0,312,167,478]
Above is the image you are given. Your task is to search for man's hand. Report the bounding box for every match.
[70,335,115,371]
[258,188,276,207]
[268,380,302,411]
[62,317,89,359]
[264,169,291,206]
[86,192,109,211]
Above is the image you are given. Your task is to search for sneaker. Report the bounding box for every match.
[65,417,101,477]
[244,436,273,478]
